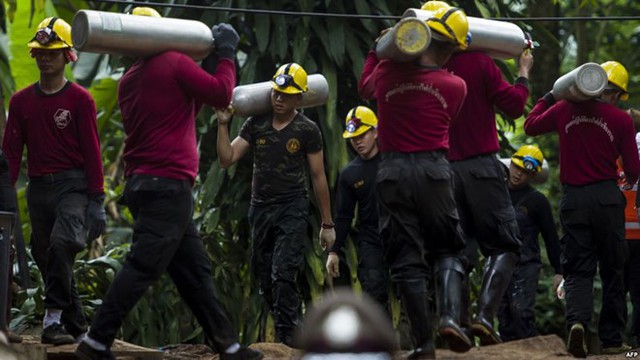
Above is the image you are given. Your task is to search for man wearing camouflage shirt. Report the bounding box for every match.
[216,63,334,346]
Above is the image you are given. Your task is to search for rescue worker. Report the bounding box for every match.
[422,0,534,345]
[325,106,389,309]
[75,8,262,360]
[524,60,639,357]
[215,63,335,347]
[359,3,472,357]
[2,17,104,345]
[621,108,640,348]
[498,145,563,341]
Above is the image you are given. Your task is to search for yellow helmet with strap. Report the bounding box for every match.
[271,63,308,95]
[28,17,73,49]
[343,106,378,139]
[426,6,470,50]
[512,145,544,173]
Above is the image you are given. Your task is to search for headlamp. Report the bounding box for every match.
[513,155,540,173]
[33,27,59,46]
[346,119,360,133]
[273,74,304,91]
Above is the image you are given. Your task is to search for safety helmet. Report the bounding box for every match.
[271,63,308,95]
[131,7,162,17]
[426,6,470,50]
[512,145,544,173]
[297,289,397,357]
[343,106,378,139]
[601,61,629,101]
[421,1,451,12]
[28,17,73,49]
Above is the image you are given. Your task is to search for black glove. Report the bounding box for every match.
[86,193,106,242]
[212,23,239,59]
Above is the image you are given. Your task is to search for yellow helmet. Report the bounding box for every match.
[131,7,162,17]
[512,145,544,173]
[28,17,72,49]
[421,1,452,12]
[601,61,629,101]
[271,63,308,95]
[426,6,470,50]
[343,106,378,139]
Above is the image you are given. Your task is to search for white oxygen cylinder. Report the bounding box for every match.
[231,74,330,117]
[375,17,432,62]
[402,8,534,60]
[72,10,214,60]
[552,63,608,102]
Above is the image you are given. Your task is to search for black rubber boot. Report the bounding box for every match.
[435,257,472,353]
[472,252,519,346]
[397,279,435,360]
[460,273,474,344]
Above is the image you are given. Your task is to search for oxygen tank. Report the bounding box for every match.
[72,10,214,60]
[552,62,608,102]
[375,17,432,62]
[499,158,549,184]
[231,74,330,117]
[402,8,533,60]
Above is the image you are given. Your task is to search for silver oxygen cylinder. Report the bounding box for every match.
[552,62,608,102]
[72,10,214,60]
[375,17,432,62]
[231,74,330,117]
[402,9,533,60]
[499,158,549,184]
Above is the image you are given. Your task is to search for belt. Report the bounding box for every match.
[381,150,446,161]
[29,169,85,184]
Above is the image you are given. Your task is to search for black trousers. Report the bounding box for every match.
[625,240,640,340]
[88,175,236,351]
[249,197,307,343]
[560,181,627,347]
[376,151,465,282]
[451,155,522,257]
[331,232,390,308]
[27,172,88,336]
[497,262,541,341]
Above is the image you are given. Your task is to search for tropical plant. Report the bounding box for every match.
[3,0,639,349]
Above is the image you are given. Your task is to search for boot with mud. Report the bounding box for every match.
[471,252,518,346]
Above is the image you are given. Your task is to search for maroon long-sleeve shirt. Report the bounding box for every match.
[444,52,529,161]
[359,51,467,153]
[3,82,104,194]
[119,51,236,183]
[525,97,640,186]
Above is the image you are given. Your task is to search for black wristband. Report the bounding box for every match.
[515,77,529,88]
[321,223,335,229]
[217,47,236,60]
[542,92,556,106]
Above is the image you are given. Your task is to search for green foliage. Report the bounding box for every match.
[4,0,638,350]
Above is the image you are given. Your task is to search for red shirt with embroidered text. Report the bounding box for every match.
[359,51,467,153]
[525,98,640,186]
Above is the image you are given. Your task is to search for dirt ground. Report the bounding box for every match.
[161,335,640,360]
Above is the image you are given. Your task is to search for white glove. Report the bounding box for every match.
[319,227,336,251]
[326,253,340,278]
